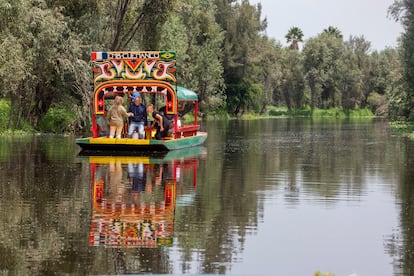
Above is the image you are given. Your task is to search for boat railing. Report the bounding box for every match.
[175,124,200,138]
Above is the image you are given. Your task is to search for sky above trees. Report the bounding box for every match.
[250,0,403,51]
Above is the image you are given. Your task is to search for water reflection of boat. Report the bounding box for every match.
[85,147,206,248]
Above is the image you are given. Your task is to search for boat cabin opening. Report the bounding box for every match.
[90,51,200,140]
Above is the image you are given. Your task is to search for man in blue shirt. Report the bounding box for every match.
[128,93,147,138]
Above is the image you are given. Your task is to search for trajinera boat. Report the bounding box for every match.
[76,51,207,153]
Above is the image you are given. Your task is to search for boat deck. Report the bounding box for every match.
[76,131,208,154]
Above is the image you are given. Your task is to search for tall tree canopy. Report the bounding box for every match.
[388,0,414,120]
[0,0,88,129]
[285,26,304,50]
[160,0,226,111]
[215,0,269,115]
[323,26,343,39]
[0,0,410,134]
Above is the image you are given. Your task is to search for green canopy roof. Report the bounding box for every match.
[177,86,198,101]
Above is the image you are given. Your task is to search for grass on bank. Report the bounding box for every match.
[214,106,375,120]
[1,98,413,138]
[0,100,9,131]
[389,121,414,139]
[0,100,31,135]
[0,99,76,135]
[267,106,375,118]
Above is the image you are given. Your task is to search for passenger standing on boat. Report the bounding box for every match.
[128,92,147,139]
[107,96,132,138]
[147,104,171,140]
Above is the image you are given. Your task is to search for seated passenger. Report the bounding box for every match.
[96,111,109,137]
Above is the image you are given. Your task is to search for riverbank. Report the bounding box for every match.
[389,121,414,139]
[205,107,413,139]
[1,99,413,139]
[206,106,375,120]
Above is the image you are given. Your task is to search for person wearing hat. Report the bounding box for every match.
[96,107,109,137]
[128,92,147,139]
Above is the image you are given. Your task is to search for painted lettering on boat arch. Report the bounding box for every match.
[92,51,176,83]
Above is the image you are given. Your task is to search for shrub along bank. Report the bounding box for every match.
[1,99,412,138]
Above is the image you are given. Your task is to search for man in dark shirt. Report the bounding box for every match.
[128,93,147,138]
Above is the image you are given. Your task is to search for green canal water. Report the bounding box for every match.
[0,118,413,276]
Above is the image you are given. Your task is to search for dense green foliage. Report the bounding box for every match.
[38,106,77,133]
[0,0,412,133]
[0,99,9,132]
[389,0,414,121]
[285,26,304,50]
[390,121,414,138]
[266,105,374,118]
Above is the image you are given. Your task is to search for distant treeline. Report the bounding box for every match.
[0,0,413,133]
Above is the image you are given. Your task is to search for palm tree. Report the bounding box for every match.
[285,26,304,50]
[323,26,343,39]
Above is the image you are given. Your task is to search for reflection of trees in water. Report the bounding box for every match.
[279,119,398,204]
[187,118,407,274]
[385,139,414,275]
[0,136,90,275]
[0,121,411,275]
[0,136,179,275]
[110,248,170,274]
[87,247,168,274]
[174,120,261,274]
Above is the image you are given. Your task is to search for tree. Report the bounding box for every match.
[0,0,29,128]
[253,37,284,112]
[365,49,401,115]
[0,0,88,130]
[160,0,226,113]
[323,26,343,39]
[303,33,343,109]
[105,0,174,50]
[279,48,306,109]
[337,47,363,109]
[215,0,267,115]
[388,0,414,120]
[343,35,372,108]
[285,26,304,50]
